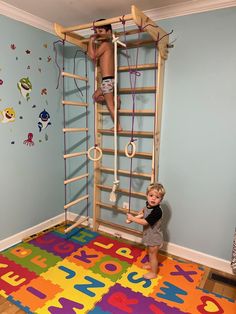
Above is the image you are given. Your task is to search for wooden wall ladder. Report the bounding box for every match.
[61,60,90,233]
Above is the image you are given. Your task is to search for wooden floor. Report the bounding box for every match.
[1,229,236,313]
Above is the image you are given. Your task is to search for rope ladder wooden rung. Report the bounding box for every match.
[64,194,89,210]
[61,71,88,81]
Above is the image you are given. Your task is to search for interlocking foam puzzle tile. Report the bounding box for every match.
[7,295,34,314]
[29,232,82,258]
[37,270,114,313]
[149,277,190,311]
[42,258,114,298]
[2,230,236,314]
[88,305,112,314]
[10,276,63,312]
[91,254,131,282]
[53,226,99,245]
[184,287,236,314]
[95,283,188,314]
[117,263,161,297]
[1,242,61,275]
[0,254,37,296]
[66,246,105,269]
[87,235,143,263]
[133,250,169,273]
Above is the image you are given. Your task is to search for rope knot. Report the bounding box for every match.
[129,69,141,77]
[119,16,126,25]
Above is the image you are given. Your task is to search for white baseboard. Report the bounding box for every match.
[0,212,233,275]
[0,213,65,251]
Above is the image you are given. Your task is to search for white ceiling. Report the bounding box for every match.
[2,0,191,26]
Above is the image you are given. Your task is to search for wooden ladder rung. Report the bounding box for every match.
[98,129,153,138]
[98,109,155,116]
[119,87,156,94]
[100,167,151,179]
[64,194,89,210]
[96,218,143,236]
[119,39,155,49]
[118,63,157,72]
[97,201,138,215]
[102,148,152,159]
[62,100,88,107]
[64,173,89,185]
[64,216,89,233]
[64,151,87,159]
[63,128,88,133]
[97,184,146,198]
[62,71,88,81]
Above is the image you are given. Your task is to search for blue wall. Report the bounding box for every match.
[158,7,236,260]
[0,15,64,239]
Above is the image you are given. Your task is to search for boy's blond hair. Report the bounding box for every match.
[146,182,166,199]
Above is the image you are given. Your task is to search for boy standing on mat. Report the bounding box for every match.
[88,19,122,131]
[126,183,166,279]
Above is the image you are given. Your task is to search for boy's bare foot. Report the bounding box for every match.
[143,272,157,279]
[142,263,151,270]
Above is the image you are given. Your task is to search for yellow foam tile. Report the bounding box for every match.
[117,264,162,297]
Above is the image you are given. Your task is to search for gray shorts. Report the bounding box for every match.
[101,77,114,95]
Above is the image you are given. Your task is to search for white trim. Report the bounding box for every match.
[0,212,233,275]
[0,1,53,34]
[145,0,236,22]
[1,0,236,35]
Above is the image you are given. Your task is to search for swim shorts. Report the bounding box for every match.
[101,76,115,95]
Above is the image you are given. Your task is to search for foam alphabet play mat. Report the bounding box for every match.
[0,226,235,313]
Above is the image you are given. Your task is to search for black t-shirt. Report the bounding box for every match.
[145,202,163,227]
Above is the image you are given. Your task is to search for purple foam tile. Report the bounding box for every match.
[30,232,81,258]
[96,284,187,314]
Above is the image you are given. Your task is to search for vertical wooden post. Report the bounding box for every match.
[93,65,102,231]
[152,53,166,182]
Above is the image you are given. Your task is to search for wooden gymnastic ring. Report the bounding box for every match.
[125,141,136,158]
[87,146,103,161]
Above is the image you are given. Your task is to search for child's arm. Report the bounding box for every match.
[87,35,108,60]
[126,213,148,226]
[87,34,97,59]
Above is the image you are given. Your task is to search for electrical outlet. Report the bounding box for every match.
[123,202,129,209]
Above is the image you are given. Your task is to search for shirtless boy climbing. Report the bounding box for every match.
[88,19,122,131]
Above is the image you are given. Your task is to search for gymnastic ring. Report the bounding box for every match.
[125,141,136,158]
[87,146,103,161]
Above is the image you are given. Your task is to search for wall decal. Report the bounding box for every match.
[38,109,51,132]
[17,77,32,101]
[23,133,35,146]
[0,107,16,123]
